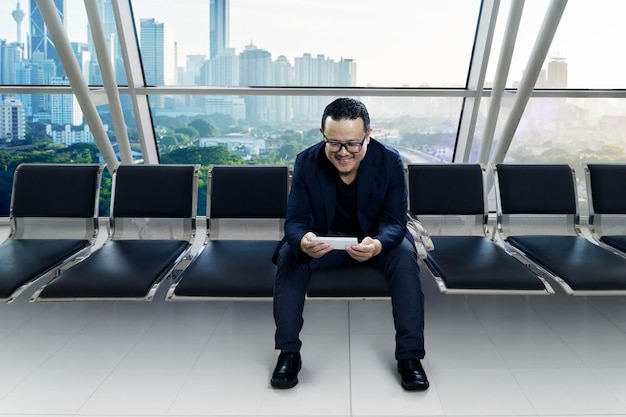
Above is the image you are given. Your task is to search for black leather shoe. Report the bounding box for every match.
[271,351,302,389]
[398,359,429,391]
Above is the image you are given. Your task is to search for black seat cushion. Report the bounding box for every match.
[308,264,389,298]
[173,240,278,298]
[508,235,626,291]
[600,235,626,254]
[38,240,189,299]
[0,239,90,299]
[427,236,545,291]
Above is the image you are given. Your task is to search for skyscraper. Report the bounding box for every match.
[30,0,66,76]
[0,98,26,141]
[140,18,164,86]
[547,56,568,88]
[210,0,229,59]
[239,42,271,123]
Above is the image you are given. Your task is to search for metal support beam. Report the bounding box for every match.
[84,0,133,164]
[477,0,525,165]
[34,0,119,173]
[111,0,160,164]
[454,0,500,162]
[489,0,568,166]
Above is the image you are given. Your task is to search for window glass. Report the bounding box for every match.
[150,94,462,164]
[501,97,626,213]
[0,0,126,86]
[0,94,136,216]
[131,0,480,87]
[486,0,626,89]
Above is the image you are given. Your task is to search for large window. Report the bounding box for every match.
[485,0,626,89]
[1,1,626,218]
[131,0,481,88]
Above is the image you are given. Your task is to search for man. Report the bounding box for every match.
[271,98,428,391]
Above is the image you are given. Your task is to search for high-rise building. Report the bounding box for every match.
[50,76,81,126]
[208,47,238,86]
[0,98,26,141]
[336,58,357,87]
[30,0,66,76]
[209,0,229,59]
[271,55,292,124]
[140,18,164,86]
[239,42,271,123]
[547,56,568,88]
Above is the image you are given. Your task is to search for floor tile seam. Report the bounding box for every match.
[507,365,626,416]
[524,294,593,360]
[0,297,57,339]
[463,295,510,366]
[0,301,116,404]
[587,367,626,410]
[483,364,540,417]
[463,295,542,415]
[587,297,626,336]
[164,301,233,416]
[549,327,619,369]
[72,301,173,415]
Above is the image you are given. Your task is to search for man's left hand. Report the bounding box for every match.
[346,236,382,262]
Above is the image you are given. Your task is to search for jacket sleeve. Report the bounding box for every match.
[372,150,409,255]
[283,153,315,263]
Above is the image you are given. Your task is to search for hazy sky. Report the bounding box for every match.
[1,0,625,88]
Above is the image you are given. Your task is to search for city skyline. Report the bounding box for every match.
[1,1,626,88]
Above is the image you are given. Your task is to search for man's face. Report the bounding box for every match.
[321,117,371,181]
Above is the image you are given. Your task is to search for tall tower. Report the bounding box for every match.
[239,42,271,123]
[30,0,66,76]
[210,0,229,59]
[140,18,164,86]
[12,1,25,45]
[547,56,568,89]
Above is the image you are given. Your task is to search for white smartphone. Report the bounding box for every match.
[311,236,358,250]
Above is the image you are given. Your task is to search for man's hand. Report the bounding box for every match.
[346,236,382,262]
[299,232,333,258]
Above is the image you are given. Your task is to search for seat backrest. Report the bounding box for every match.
[495,163,579,237]
[207,165,290,240]
[407,163,487,236]
[110,164,199,241]
[585,163,626,237]
[10,163,104,240]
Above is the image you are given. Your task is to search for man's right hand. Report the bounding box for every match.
[299,232,333,258]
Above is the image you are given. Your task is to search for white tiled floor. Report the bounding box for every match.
[1,273,626,417]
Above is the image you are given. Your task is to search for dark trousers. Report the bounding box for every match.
[273,238,425,360]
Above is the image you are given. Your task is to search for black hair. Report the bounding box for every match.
[321,98,371,133]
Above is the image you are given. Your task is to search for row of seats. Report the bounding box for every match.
[413,163,626,296]
[1,162,625,304]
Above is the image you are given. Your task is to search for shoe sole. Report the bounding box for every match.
[270,378,298,389]
[401,381,429,391]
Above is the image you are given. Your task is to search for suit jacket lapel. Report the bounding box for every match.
[315,154,336,229]
[356,145,377,228]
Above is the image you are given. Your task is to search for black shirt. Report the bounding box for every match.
[330,175,363,239]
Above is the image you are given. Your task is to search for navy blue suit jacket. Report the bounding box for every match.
[274,138,412,264]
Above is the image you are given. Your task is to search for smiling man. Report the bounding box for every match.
[271,98,428,391]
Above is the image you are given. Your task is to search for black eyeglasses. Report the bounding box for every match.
[323,134,367,154]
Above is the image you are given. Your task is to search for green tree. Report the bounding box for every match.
[160,146,244,166]
[189,119,218,137]
[277,142,300,163]
[0,170,14,215]
[175,126,199,141]
[207,113,237,133]
[99,171,112,217]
